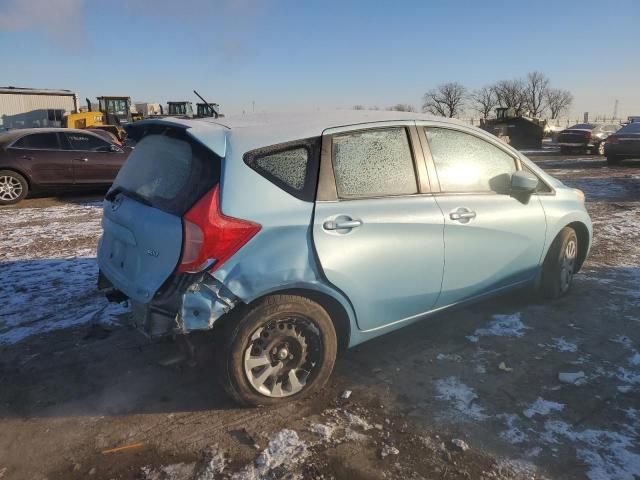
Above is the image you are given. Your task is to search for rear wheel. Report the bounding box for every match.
[540,227,578,299]
[219,295,337,406]
[597,141,606,156]
[0,170,28,205]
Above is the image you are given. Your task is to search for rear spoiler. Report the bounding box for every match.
[125,119,227,158]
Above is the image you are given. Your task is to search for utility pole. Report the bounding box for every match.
[613,99,619,120]
[252,100,255,113]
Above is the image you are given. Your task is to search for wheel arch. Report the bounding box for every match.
[241,287,352,353]
[566,221,590,272]
[0,166,32,189]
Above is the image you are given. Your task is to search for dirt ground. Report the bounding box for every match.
[0,153,639,480]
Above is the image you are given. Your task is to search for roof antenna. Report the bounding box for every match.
[193,90,219,118]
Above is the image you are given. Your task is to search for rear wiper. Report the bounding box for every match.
[105,186,152,207]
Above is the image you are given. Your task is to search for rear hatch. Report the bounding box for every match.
[98,126,221,304]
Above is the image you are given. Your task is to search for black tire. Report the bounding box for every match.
[540,227,578,299]
[606,155,621,165]
[0,170,29,205]
[218,294,337,406]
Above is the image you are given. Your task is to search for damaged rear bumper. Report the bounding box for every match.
[98,270,238,338]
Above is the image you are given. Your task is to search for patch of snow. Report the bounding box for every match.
[629,352,640,366]
[610,334,634,350]
[0,201,130,345]
[380,444,399,458]
[436,353,462,362]
[196,445,227,480]
[542,421,640,480]
[434,377,488,421]
[232,429,309,480]
[523,397,565,419]
[490,458,543,479]
[310,423,334,441]
[548,337,578,353]
[616,367,640,385]
[344,411,373,430]
[498,414,528,444]
[558,371,587,385]
[470,313,529,341]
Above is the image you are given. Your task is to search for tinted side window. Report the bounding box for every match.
[65,133,110,151]
[13,133,60,150]
[425,128,516,193]
[332,128,417,199]
[244,137,321,202]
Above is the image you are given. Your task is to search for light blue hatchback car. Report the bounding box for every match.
[98,111,592,405]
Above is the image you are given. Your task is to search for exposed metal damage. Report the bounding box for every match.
[177,275,237,332]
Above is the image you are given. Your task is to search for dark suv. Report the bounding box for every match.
[0,128,128,205]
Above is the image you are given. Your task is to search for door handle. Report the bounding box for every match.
[21,155,33,160]
[323,219,362,230]
[75,158,89,162]
[449,208,476,223]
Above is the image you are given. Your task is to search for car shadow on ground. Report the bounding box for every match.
[0,258,636,420]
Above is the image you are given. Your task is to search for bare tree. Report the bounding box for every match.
[493,79,526,114]
[389,103,416,112]
[523,71,550,117]
[469,85,498,119]
[422,82,467,118]
[545,88,573,119]
[352,105,365,110]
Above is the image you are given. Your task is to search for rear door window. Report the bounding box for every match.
[425,127,517,193]
[12,132,60,150]
[331,127,417,199]
[109,131,220,215]
[64,133,110,151]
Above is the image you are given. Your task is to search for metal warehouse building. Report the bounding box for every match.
[0,86,78,130]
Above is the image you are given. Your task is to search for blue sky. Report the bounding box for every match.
[1,0,639,117]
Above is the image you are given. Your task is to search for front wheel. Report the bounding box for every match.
[0,170,29,205]
[219,295,337,406]
[540,227,578,299]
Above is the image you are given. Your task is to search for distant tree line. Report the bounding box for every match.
[422,72,573,120]
[354,72,573,120]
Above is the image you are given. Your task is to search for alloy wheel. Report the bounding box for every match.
[0,175,23,201]
[243,316,321,398]
[559,238,577,293]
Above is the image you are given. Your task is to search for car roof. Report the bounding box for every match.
[131,110,466,158]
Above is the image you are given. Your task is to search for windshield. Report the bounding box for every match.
[568,123,596,130]
[109,132,220,215]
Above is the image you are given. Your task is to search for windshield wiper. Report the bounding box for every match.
[105,186,152,207]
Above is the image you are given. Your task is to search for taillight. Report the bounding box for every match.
[177,185,261,273]
[607,135,619,144]
[584,131,592,139]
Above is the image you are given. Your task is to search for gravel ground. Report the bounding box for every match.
[0,154,639,480]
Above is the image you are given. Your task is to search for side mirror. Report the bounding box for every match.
[511,171,539,194]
